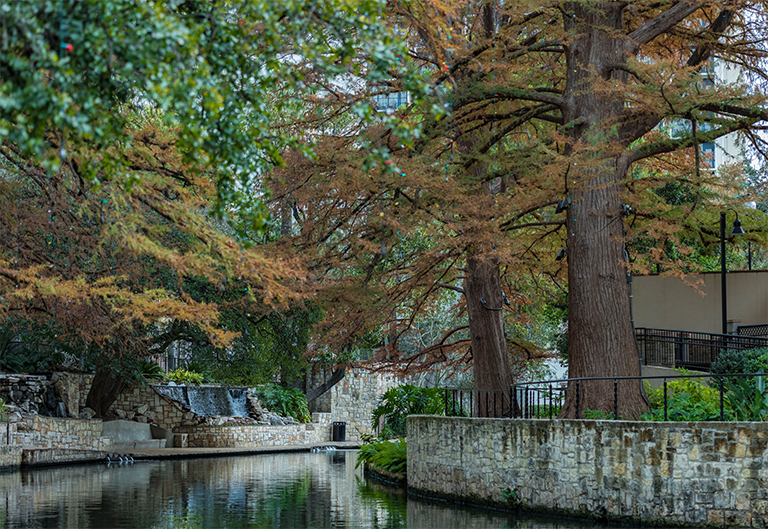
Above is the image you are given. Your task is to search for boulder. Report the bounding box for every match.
[135,415,148,423]
[135,404,149,415]
[115,409,127,419]
[79,407,96,420]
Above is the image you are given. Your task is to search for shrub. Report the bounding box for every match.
[251,384,311,423]
[711,348,768,376]
[725,376,768,421]
[642,375,722,421]
[166,369,204,385]
[371,385,445,438]
[356,438,407,474]
[0,397,7,421]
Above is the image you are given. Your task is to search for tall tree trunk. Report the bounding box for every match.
[464,254,512,417]
[85,367,127,418]
[560,2,647,418]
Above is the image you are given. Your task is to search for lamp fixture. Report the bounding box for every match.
[731,217,745,236]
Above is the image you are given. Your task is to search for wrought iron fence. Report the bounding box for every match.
[443,372,768,421]
[635,327,768,370]
[737,324,768,338]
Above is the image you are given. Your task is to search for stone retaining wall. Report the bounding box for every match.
[408,416,768,528]
[0,374,58,415]
[111,385,193,431]
[331,370,402,441]
[175,412,332,448]
[12,415,112,452]
[0,444,22,469]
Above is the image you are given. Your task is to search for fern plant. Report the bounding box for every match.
[371,385,446,438]
[356,438,407,474]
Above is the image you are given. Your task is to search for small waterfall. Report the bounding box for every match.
[154,385,248,417]
[155,385,187,405]
[227,388,249,417]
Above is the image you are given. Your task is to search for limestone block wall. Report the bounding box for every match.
[176,412,332,448]
[0,444,22,469]
[408,416,768,528]
[330,369,403,442]
[11,415,112,452]
[111,384,194,431]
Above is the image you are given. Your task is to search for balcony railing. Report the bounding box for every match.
[635,327,768,371]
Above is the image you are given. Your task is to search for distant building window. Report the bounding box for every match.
[373,92,410,111]
[701,142,715,169]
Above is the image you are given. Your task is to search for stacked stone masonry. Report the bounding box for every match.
[330,369,402,442]
[408,417,768,528]
[111,385,192,431]
[12,415,112,452]
[0,374,58,415]
[176,413,332,448]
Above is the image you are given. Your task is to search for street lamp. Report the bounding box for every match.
[721,210,744,334]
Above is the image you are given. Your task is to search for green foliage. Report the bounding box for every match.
[371,385,446,438]
[0,319,69,373]
[0,0,427,232]
[642,377,723,421]
[0,396,7,421]
[356,439,407,474]
[725,376,768,422]
[171,303,324,389]
[139,360,165,383]
[583,409,616,420]
[711,348,768,376]
[251,384,311,423]
[166,369,204,386]
[500,487,519,505]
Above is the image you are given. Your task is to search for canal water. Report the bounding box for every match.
[0,450,635,528]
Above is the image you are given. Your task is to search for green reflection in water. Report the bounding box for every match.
[0,451,670,528]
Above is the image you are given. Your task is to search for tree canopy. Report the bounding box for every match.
[262,0,768,417]
[0,0,429,412]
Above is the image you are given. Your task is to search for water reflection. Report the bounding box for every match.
[0,451,614,528]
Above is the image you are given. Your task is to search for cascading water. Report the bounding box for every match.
[154,385,248,417]
[227,388,249,417]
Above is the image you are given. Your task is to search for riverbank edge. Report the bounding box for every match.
[363,463,407,487]
[405,485,700,529]
[0,441,362,470]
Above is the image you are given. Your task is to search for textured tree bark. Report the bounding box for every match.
[464,254,512,417]
[559,2,647,418]
[85,367,127,418]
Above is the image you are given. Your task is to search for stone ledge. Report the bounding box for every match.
[21,448,107,467]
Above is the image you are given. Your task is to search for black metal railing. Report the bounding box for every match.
[738,324,768,338]
[443,372,768,421]
[635,327,768,370]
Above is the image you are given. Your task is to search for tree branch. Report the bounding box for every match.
[627,1,703,52]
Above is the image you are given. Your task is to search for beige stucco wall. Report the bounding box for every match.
[632,271,768,333]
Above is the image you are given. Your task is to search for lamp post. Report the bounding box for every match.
[721,211,745,334]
